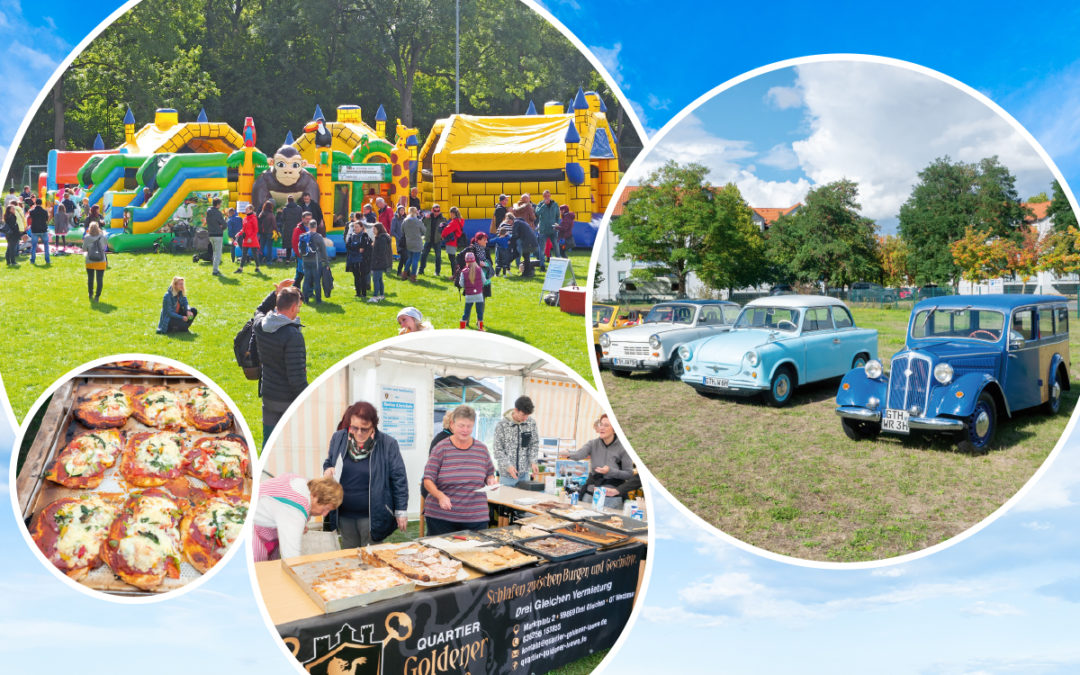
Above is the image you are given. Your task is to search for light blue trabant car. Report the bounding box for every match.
[836,294,1071,452]
[678,295,878,406]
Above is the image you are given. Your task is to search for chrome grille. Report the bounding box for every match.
[615,344,651,357]
[886,354,931,412]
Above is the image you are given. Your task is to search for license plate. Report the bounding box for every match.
[882,409,910,434]
[614,358,638,367]
[704,376,729,388]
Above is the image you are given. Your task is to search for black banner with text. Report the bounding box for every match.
[279,543,644,675]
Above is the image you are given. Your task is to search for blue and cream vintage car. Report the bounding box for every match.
[836,294,1071,452]
[599,300,741,378]
[677,295,878,406]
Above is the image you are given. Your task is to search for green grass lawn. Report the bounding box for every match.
[1,247,592,446]
[601,305,1080,562]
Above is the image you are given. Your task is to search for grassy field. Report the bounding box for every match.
[0,247,592,446]
[601,304,1080,562]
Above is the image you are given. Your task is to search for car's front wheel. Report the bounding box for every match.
[765,366,795,407]
[851,353,869,370]
[1043,368,1065,415]
[841,417,880,441]
[667,353,686,380]
[958,392,996,453]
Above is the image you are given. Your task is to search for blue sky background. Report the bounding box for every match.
[3,1,1080,672]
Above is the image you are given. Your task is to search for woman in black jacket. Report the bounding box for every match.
[370,222,392,302]
[4,204,20,265]
[258,200,277,265]
[322,400,409,548]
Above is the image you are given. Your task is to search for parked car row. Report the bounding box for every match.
[596,294,1072,452]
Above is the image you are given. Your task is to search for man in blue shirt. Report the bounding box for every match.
[226,207,243,263]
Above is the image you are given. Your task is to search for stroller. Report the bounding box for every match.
[190,228,213,263]
[169,222,195,254]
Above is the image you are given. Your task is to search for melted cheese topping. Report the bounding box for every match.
[118,495,181,572]
[62,431,122,477]
[193,498,248,550]
[141,390,182,427]
[194,439,247,480]
[188,387,228,418]
[95,390,131,418]
[134,433,184,474]
[54,497,117,566]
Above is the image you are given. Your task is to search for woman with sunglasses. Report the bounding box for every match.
[322,401,410,548]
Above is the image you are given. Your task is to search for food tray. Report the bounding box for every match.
[282,554,416,614]
[548,506,607,521]
[512,534,598,562]
[552,521,633,548]
[419,530,493,555]
[447,545,541,575]
[360,542,470,587]
[422,532,541,574]
[586,513,649,535]
[514,514,572,531]
[15,368,252,596]
[479,524,552,544]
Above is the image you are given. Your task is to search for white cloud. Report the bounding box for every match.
[642,604,729,627]
[588,42,624,88]
[1012,60,1080,176]
[760,143,800,170]
[1012,447,1080,512]
[646,93,671,111]
[1021,520,1053,531]
[788,61,1052,222]
[766,85,802,110]
[678,572,765,604]
[961,601,1024,617]
[871,567,907,578]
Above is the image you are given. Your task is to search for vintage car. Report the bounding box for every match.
[677,295,878,406]
[599,300,741,378]
[836,294,1071,452]
[593,303,630,361]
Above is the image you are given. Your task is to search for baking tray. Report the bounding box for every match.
[512,534,598,562]
[15,369,252,596]
[513,514,573,531]
[282,553,416,614]
[479,524,553,544]
[552,521,634,549]
[360,542,470,587]
[421,532,541,574]
[585,513,649,535]
[547,505,608,521]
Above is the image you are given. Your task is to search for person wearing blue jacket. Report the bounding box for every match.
[156,276,197,333]
[322,400,409,547]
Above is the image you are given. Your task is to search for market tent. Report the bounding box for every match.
[264,335,604,519]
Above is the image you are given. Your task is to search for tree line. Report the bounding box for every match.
[613,158,1079,295]
[8,0,641,187]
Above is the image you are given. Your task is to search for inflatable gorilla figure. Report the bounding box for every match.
[251,145,321,208]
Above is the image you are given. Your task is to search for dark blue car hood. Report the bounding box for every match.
[897,339,1002,362]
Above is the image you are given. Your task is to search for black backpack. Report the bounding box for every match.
[233,313,263,380]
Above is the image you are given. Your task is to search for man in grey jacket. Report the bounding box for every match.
[204,197,227,275]
[299,219,328,304]
[492,396,541,486]
[253,282,307,445]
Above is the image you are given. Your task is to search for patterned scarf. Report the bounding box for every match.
[347,433,375,461]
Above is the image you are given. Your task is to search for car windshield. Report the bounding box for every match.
[644,304,695,324]
[593,306,614,324]
[911,307,1005,342]
[734,306,801,331]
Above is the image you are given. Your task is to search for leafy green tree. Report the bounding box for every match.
[697,183,767,293]
[765,179,881,290]
[611,161,717,297]
[1028,191,1049,203]
[898,156,1029,287]
[1048,179,1079,233]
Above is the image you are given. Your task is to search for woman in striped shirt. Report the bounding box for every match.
[422,405,497,535]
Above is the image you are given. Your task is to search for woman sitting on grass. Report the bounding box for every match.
[156,276,197,334]
[397,306,433,334]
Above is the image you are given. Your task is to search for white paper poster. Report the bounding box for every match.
[380,384,417,452]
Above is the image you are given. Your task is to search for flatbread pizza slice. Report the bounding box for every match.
[44,428,125,489]
[30,495,119,581]
[185,434,250,492]
[180,495,248,574]
[182,386,234,433]
[73,387,132,428]
[127,385,185,430]
[119,431,187,488]
[100,489,184,590]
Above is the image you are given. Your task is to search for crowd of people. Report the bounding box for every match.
[252,396,636,557]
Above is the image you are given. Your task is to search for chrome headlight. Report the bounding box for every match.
[933,362,954,385]
[679,345,692,361]
[744,350,759,367]
[649,334,661,350]
[599,333,610,348]
[865,359,883,379]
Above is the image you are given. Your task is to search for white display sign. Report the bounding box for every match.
[380,385,417,453]
[337,165,388,182]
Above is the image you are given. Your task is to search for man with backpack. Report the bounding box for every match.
[251,281,307,445]
[298,218,328,304]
